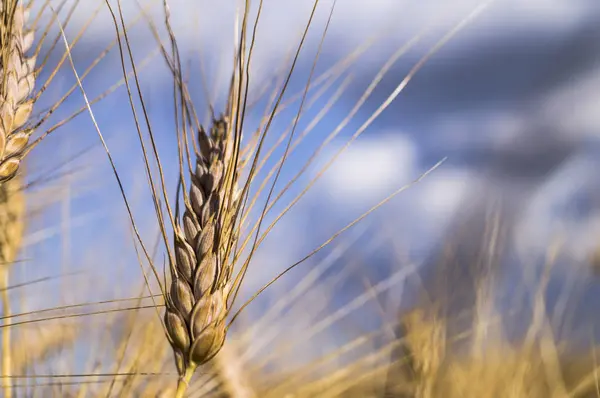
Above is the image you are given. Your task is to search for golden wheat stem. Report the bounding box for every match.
[0,174,24,398]
[175,363,196,398]
[0,268,12,398]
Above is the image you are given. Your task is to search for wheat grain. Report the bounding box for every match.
[164,116,241,395]
[0,1,36,184]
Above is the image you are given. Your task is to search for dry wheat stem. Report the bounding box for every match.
[0,1,36,184]
[0,174,24,398]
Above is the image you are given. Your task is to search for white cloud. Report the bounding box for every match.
[322,133,416,206]
[414,168,471,219]
[511,155,600,272]
[542,68,600,138]
[433,109,530,152]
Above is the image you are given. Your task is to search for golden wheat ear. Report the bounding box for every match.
[82,2,244,393]
[165,116,240,379]
[5,0,157,192]
[0,1,36,183]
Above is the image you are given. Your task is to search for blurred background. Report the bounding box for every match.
[9,0,600,395]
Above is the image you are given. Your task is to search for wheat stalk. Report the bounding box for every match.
[0,1,35,184]
[0,173,25,398]
[402,309,446,398]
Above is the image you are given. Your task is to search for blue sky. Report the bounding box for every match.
[16,0,600,355]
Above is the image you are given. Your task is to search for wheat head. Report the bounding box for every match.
[0,0,35,184]
[165,116,241,388]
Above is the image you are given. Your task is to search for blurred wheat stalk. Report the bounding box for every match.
[0,175,25,398]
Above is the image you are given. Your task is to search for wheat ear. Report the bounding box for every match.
[164,116,240,396]
[0,173,25,398]
[0,1,35,184]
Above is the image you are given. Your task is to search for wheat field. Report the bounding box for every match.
[1,0,600,397]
